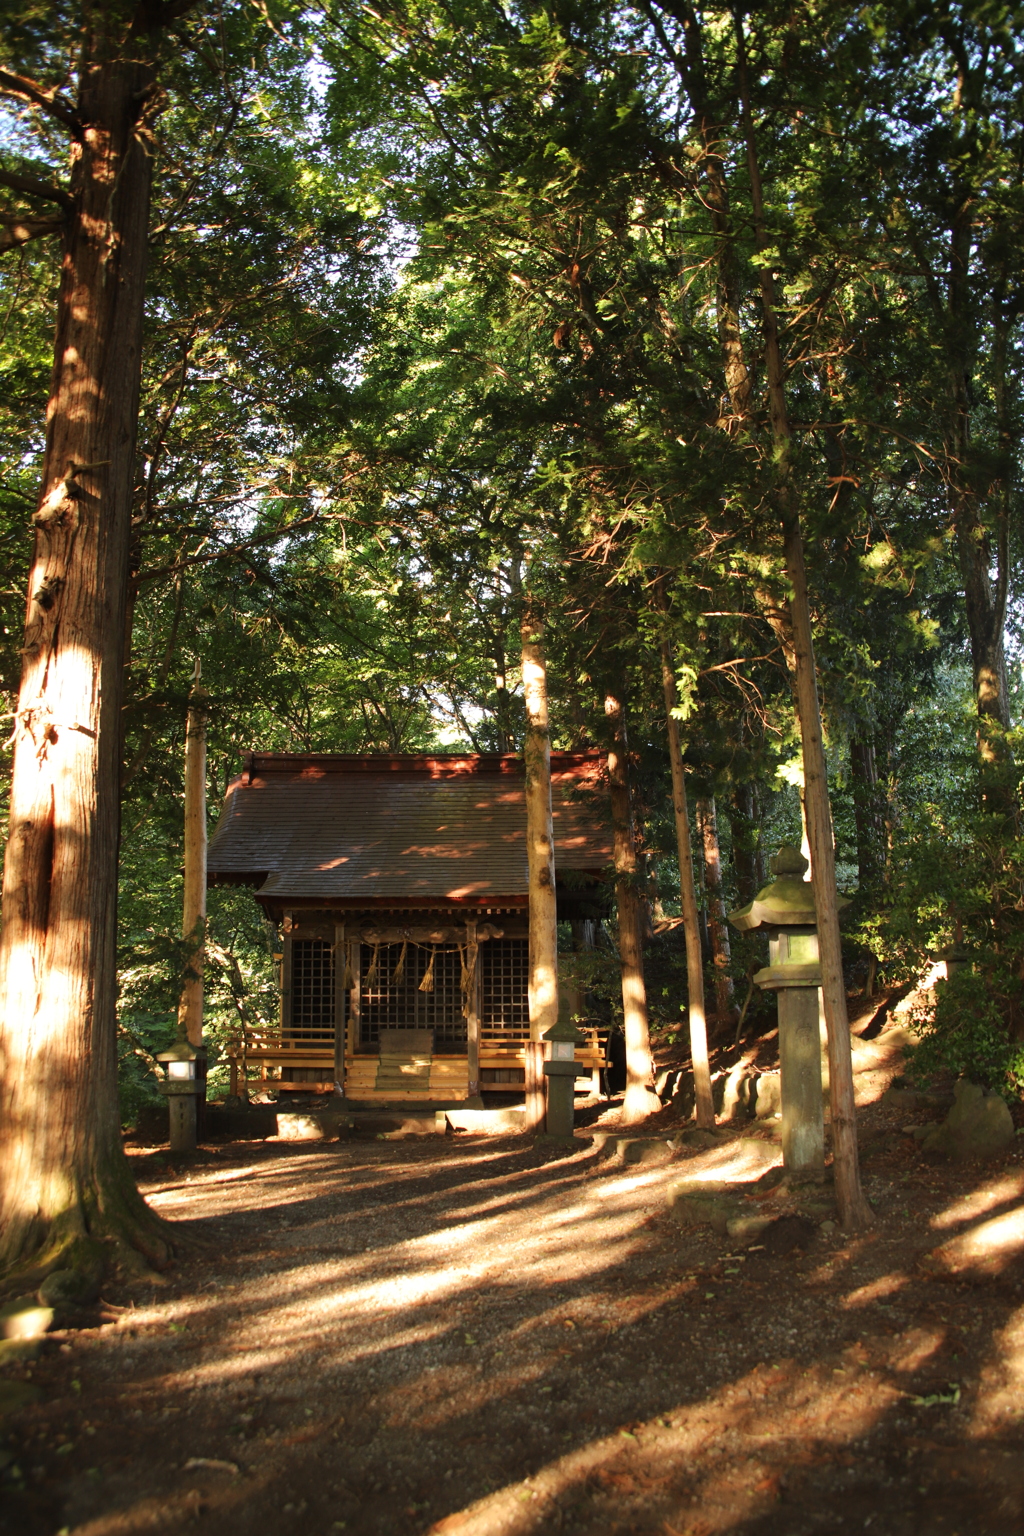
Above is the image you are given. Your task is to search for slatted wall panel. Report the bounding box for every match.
[287,939,336,1045]
[480,938,530,1045]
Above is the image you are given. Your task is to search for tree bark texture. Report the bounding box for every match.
[521,601,557,1130]
[604,691,658,1124]
[695,793,735,1023]
[660,641,715,1127]
[736,17,871,1229]
[0,16,174,1275]
[177,675,207,1048]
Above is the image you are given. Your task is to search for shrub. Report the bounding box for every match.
[906,961,1024,1096]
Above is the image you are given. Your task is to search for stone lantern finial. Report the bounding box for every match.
[770,843,808,877]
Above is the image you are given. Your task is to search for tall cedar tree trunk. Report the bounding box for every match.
[695,793,735,1022]
[604,691,659,1123]
[178,671,207,1047]
[736,20,871,1229]
[652,4,868,1222]
[660,640,715,1126]
[521,601,558,1130]
[0,7,185,1276]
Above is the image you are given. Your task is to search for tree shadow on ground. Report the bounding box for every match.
[2,1127,1023,1536]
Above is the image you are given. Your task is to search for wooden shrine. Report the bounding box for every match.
[206,751,612,1102]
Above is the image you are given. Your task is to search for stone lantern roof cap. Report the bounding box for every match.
[728,843,848,932]
[156,1036,198,1063]
[543,1018,587,1045]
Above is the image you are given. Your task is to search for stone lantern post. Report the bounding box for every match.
[542,1018,588,1138]
[729,844,848,1179]
[157,1033,200,1153]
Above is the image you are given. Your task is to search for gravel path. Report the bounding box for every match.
[2,1107,1023,1536]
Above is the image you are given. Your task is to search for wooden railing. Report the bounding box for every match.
[226,1028,605,1100]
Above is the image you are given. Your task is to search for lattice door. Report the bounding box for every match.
[359,943,467,1049]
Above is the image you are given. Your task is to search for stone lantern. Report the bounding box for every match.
[729,844,847,1179]
[542,1018,588,1139]
[157,1033,200,1153]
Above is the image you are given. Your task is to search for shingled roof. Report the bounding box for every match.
[207,752,612,908]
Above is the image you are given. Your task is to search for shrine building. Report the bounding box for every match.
[206,751,612,1103]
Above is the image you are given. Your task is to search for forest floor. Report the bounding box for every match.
[3,1013,1024,1536]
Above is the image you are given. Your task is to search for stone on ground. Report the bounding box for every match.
[757,1215,818,1255]
[919,1079,1014,1160]
[677,1127,724,1150]
[615,1137,676,1166]
[725,1214,776,1242]
[38,1268,99,1309]
[753,1074,782,1119]
[668,1188,742,1235]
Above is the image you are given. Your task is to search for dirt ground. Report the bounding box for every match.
[3,1024,1024,1536]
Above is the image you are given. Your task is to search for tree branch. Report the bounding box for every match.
[0,168,73,214]
[0,213,65,251]
[134,511,323,584]
[0,69,78,134]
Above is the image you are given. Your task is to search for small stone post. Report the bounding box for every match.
[729,845,849,1180]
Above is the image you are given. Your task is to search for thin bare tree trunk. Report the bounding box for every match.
[946,203,1011,799]
[695,793,735,1024]
[604,690,658,1123]
[737,19,871,1229]
[660,641,715,1127]
[850,736,884,893]
[521,599,557,1130]
[729,778,764,906]
[177,665,207,1048]
[0,13,181,1278]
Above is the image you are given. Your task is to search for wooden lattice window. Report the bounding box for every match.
[287,939,335,1045]
[481,938,529,1044]
[359,943,467,1049]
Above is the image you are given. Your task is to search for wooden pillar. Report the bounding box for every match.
[334,920,346,1095]
[177,662,207,1049]
[465,917,480,1101]
[281,925,293,1040]
[522,598,557,1130]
